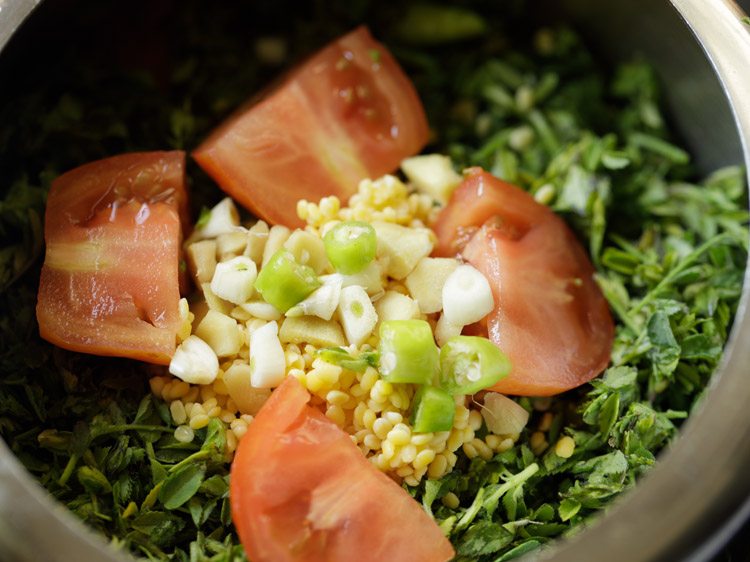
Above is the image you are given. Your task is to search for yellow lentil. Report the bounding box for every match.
[360,367,378,391]
[387,424,411,447]
[442,492,460,510]
[363,434,381,451]
[414,449,436,470]
[539,412,554,432]
[396,465,414,478]
[468,409,483,432]
[189,414,210,430]
[555,436,576,459]
[373,418,393,440]
[326,390,349,406]
[362,409,377,430]
[404,475,419,487]
[226,429,238,453]
[381,440,396,461]
[463,442,479,459]
[485,434,500,450]
[170,401,187,425]
[472,438,494,461]
[399,444,417,464]
[427,454,449,479]
[325,405,346,427]
[530,431,548,455]
[149,376,167,396]
[174,425,195,443]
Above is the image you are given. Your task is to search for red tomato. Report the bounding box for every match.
[193,26,429,228]
[230,376,455,562]
[434,168,614,396]
[36,151,188,365]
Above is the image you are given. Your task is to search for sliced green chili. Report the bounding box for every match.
[438,335,511,395]
[323,221,377,274]
[411,386,455,433]
[254,248,320,312]
[378,320,439,384]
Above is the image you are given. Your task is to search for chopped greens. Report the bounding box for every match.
[0,1,746,561]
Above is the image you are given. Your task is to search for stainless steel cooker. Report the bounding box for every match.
[0,1,749,560]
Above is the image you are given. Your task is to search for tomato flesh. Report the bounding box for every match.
[434,168,614,396]
[193,26,429,228]
[36,151,187,365]
[230,376,455,562]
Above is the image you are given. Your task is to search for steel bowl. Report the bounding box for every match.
[0,1,749,561]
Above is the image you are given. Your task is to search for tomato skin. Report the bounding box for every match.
[230,376,455,562]
[194,26,429,228]
[36,151,187,365]
[434,168,614,396]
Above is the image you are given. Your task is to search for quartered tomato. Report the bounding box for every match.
[433,168,614,396]
[193,26,429,228]
[36,151,188,365]
[230,376,455,562]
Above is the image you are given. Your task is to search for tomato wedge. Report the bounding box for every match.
[193,26,429,228]
[37,151,188,365]
[433,168,614,396]
[230,376,455,562]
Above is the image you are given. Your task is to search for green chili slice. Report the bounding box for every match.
[254,248,320,312]
[378,320,439,385]
[438,335,511,395]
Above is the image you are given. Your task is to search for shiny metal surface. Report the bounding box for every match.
[0,1,749,561]
[0,0,36,55]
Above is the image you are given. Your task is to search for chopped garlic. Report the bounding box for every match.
[210,255,257,305]
[249,321,286,388]
[374,290,420,326]
[261,225,291,267]
[405,257,459,314]
[339,260,384,296]
[400,153,462,204]
[286,274,342,320]
[197,197,240,239]
[481,393,530,435]
[435,313,463,347]
[224,362,272,415]
[169,335,219,385]
[239,300,282,321]
[442,264,494,326]
[338,285,378,346]
[372,221,433,280]
[194,309,243,358]
[176,298,193,342]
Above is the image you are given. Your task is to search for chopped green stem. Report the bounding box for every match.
[628,132,690,165]
[168,450,212,474]
[528,109,559,154]
[90,424,174,439]
[455,487,485,533]
[455,463,539,533]
[58,454,79,487]
[483,84,514,110]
